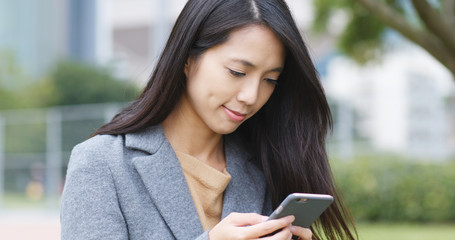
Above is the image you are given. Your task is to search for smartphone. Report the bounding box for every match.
[268,193,333,228]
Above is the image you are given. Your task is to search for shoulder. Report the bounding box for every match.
[68,125,166,170]
[73,134,125,156]
[71,134,125,162]
[66,134,126,176]
[62,134,130,239]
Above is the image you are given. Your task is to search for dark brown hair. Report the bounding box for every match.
[94,0,357,239]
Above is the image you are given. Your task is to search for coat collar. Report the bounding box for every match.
[125,125,165,154]
[126,125,267,238]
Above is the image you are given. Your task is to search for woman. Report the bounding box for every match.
[61,0,357,239]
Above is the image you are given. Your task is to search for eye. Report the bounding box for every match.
[229,69,246,77]
[265,78,279,85]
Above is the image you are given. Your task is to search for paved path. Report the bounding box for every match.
[0,210,60,240]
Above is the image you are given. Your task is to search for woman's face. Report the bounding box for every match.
[182,25,285,135]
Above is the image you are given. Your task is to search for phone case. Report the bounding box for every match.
[268,193,334,228]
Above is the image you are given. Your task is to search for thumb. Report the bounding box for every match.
[225,212,268,226]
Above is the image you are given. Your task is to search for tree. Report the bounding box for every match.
[0,49,31,109]
[313,0,455,79]
[1,58,140,109]
[39,60,140,106]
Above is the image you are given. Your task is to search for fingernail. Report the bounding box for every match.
[262,216,269,222]
[287,215,295,223]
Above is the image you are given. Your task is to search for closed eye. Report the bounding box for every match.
[265,78,279,85]
[229,69,246,77]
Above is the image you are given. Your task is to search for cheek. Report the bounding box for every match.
[186,71,226,107]
[200,76,237,102]
[187,65,218,91]
[248,85,275,118]
[245,89,273,122]
[258,85,275,106]
[186,69,212,97]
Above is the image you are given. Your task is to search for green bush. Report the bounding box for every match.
[43,60,140,106]
[1,59,140,109]
[332,155,455,223]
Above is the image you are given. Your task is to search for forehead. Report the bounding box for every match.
[205,25,285,68]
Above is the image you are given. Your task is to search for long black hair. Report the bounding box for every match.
[94,0,357,239]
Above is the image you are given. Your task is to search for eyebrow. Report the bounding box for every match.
[231,58,283,73]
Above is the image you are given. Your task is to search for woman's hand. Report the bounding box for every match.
[290,225,312,240]
[208,212,303,240]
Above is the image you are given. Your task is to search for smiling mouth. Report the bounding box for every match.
[222,106,246,122]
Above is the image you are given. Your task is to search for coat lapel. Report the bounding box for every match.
[221,134,267,218]
[127,126,203,239]
[126,126,268,238]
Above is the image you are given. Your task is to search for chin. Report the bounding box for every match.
[212,124,241,135]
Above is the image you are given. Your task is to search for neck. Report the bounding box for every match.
[162,97,226,171]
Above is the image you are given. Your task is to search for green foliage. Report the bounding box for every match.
[357,223,455,240]
[17,76,57,108]
[332,155,455,222]
[1,54,140,109]
[313,0,350,32]
[0,49,31,110]
[338,7,386,63]
[0,49,29,90]
[5,121,46,154]
[312,0,406,64]
[43,60,140,106]
[0,88,17,110]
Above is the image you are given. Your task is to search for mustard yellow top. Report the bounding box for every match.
[175,151,231,230]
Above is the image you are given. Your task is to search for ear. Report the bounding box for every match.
[184,57,193,77]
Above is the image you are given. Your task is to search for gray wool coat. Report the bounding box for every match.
[60,125,272,240]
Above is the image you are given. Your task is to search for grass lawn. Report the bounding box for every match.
[2,194,455,240]
[357,222,455,240]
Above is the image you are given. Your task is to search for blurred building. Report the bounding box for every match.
[109,0,186,84]
[0,0,69,81]
[0,0,179,84]
[68,0,112,64]
[324,41,455,160]
[5,0,453,160]
[0,0,314,86]
[0,0,113,80]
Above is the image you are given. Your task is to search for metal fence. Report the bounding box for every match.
[0,100,426,208]
[0,103,124,207]
[0,101,354,208]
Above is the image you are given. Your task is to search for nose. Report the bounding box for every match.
[236,77,260,105]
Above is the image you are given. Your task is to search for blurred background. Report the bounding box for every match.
[0,0,454,239]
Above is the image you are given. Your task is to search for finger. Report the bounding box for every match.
[290,226,312,240]
[245,215,295,237]
[226,212,267,226]
[268,226,292,240]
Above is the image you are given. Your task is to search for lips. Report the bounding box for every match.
[222,106,246,122]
